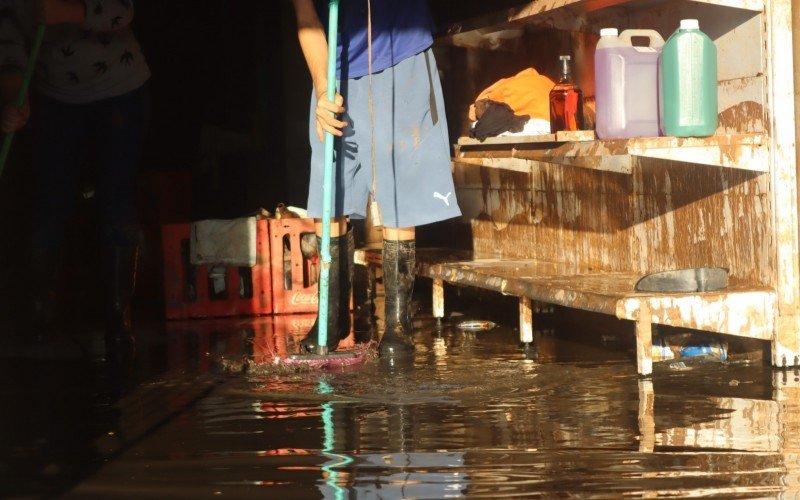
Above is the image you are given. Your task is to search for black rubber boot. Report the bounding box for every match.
[103,246,138,361]
[379,239,416,356]
[300,231,353,353]
[28,247,61,344]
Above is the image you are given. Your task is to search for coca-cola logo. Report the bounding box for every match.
[290,291,318,306]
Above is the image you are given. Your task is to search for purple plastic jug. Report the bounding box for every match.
[595,28,665,140]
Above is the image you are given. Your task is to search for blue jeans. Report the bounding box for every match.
[33,85,149,249]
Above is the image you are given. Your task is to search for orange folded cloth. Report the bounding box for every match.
[469,67,554,122]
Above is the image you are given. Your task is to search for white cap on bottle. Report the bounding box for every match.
[600,28,618,37]
[680,19,700,30]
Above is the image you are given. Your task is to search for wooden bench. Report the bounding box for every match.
[356,248,776,376]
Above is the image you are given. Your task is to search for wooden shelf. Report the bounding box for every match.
[457,130,595,147]
[439,0,764,49]
[455,134,768,174]
[410,250,775,340]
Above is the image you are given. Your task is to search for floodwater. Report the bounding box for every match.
[3,291,800,498]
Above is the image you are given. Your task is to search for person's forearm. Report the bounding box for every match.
[298,27,330,97]
[292,0,330,97]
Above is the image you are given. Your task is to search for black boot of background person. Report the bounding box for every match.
[300,231,353,353]
[28,246,61,344]
[103,246,138,362]
[379,239,416,356]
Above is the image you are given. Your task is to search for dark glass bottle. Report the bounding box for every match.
[549,55,585,133]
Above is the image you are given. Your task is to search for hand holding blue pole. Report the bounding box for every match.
[316,0,340,354]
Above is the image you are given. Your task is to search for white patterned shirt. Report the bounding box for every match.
[0,0,150,104]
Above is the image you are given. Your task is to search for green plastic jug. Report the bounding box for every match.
[659,19,718,137]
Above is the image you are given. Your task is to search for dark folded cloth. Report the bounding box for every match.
[469,100,529,141]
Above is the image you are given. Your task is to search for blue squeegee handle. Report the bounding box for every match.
[317,0,340,354]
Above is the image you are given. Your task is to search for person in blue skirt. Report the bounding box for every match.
[291,0,461,355]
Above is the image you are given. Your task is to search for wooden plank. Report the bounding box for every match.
[440,0,764,47]
[636,303,654,377]
[361,247,775,345]
[433,279,445,319]
[688,0,764,9]
[456,134,768,173]
[458,134,557,147]
[416,252,775,339]
[617,288,776,339]
[766,0,800,367]
[458,158,773,287]
[519,296,534,343]
[626,160,774,288]
[626,135,768,171]
[555,130,596,142]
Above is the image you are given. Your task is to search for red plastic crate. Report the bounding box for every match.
[162,220,272,319]
[268,218,357,315]
[269,218,320,314]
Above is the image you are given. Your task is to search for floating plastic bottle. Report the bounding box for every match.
[594,28,664,139]
[659,19,718,137]
[652,331,728,363]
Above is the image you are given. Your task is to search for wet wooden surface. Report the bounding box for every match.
[456,134,768,173]
[416,251,775,339]
[356,248,775,339]
[454,160,774,287]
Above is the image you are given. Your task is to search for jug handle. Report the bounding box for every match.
[619,29,665,48]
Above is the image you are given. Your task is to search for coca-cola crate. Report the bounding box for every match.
[162,220,272,319]
[269,218,319,314]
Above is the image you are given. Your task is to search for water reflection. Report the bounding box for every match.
[47,313,800,497]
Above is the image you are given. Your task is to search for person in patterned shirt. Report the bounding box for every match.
[0,0,150,358]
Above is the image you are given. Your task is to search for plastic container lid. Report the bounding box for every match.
[600,28,619,37]
[680,19,700,30]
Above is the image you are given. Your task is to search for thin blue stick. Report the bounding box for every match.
[317,0,340,354]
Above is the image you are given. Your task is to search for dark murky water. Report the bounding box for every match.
[3,296,800,498]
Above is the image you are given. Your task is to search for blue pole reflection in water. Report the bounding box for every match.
[318,380,353,500]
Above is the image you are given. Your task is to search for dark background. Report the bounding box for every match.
[0,0,524,324]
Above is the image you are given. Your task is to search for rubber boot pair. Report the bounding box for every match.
[103,246,138,362]
[379,239,415,356]
[300,231,354,352]
[300,235,416,356]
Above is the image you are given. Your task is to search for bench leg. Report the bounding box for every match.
[637,379,655,452]
[432,279,445,324]
[636,304,653,377]
[519,296,533,345]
